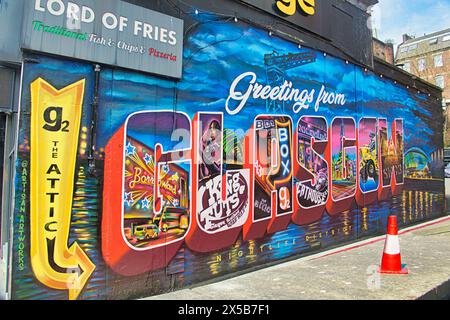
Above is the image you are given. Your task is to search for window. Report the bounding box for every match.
[443,35,450,42]
[429,38,438,45]
[436,75,445,89]
[0,114,5,234]
[418,58,426,72]
[408,44,418,51]
[0,68,15,110]
[400,46,408,53]
[434,54,443,67]
[403,62,411,73]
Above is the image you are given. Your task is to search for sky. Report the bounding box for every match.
[371,0,450,49]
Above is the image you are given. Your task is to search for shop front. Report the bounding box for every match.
[0,0,446,300]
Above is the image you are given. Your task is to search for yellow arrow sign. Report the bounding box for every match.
[30,78,95,300]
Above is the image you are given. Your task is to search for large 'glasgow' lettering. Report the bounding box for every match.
[102,112,404,276]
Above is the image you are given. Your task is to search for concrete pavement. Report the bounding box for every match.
[144,216,450,300]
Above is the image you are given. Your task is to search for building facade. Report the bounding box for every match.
[396,30,450,104]
[395,29,450,146]
[0,0,446,300]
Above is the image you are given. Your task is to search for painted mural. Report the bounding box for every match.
[11,16,445,300]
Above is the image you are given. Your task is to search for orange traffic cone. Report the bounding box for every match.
[378,215,408,274]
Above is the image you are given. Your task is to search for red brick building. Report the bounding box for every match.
[373,37,395,64]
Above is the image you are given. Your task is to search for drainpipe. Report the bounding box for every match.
[88,64,101,175]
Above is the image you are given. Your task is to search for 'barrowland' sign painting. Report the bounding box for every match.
[22,0,184,78]
[11,10,445,300]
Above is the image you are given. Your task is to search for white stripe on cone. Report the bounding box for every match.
[383,235,400,255]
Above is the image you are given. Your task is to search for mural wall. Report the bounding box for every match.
[11,17,445,300]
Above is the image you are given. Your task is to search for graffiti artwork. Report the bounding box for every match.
[196,113,250,234]
[379,119,404,188]
[331,118,357,201]
[253,116,294,222]
[29,78,95,299]
[293,116,329,225]
[11,15,445,300]
[296,117,329,208]
[358,118,380,193]
[123,136,190,248]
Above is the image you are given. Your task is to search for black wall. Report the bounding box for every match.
[124,0,374,67]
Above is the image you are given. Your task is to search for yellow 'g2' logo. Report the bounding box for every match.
[276,0,316,16]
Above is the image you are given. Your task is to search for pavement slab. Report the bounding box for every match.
[143,216,450,300]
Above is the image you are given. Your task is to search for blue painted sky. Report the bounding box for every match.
[22,18,443,159]
[372,0,450,48]
[93,19,440,155]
